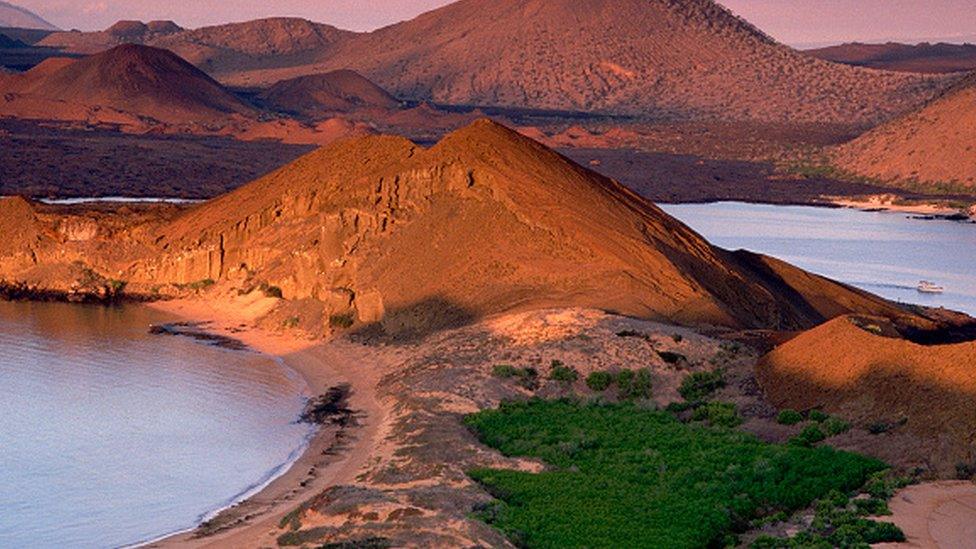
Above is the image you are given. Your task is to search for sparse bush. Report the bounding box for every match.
[777,409,803,426]
[956,461,976,480]
[616,369,635,395]
[625,368,653,400]
[692,402,742,428]
[549,361,579,384]
[585,371,614,392]
[282,316,300,328]
[493,365,520,379]
[516,368,540,390]
[678,370,725,402]
[329,313,355,329]
[808,410,829,423]
[824,417,851,437]
[672,334,684,343]
[790,425,827,447]
[492,365,539,390]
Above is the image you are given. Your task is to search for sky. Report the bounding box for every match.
[13,0,976,48]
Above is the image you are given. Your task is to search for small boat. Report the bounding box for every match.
[917,281,945,294]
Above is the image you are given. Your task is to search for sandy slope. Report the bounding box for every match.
[834,74,976,190]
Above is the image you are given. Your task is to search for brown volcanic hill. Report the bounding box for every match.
[807,42,976,74]
[137,119,917,335]
[0,44,256,123]
[0,1,57,30]
[232,0,946,124]
[832,73,976,190]
[758,315,976,471]
[38,17,355,75]
[258,70,400,117]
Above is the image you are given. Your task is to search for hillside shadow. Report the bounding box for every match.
[352,296,479,344]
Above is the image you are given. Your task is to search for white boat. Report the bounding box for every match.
[917,281,945,294]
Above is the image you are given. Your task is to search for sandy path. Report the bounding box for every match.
[877,481,976,549]
[144,297,396,549]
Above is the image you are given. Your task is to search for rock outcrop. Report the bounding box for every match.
[0,121,933,335]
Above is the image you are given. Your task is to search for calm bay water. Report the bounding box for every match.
[661,202,976,316]
[0,302,314,548]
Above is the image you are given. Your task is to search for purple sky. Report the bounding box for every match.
[15,0,976,47]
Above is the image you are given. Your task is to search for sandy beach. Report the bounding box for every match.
[828,196,970,217]
[144,295,396,549]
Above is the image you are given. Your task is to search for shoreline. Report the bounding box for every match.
[142,297,392,548]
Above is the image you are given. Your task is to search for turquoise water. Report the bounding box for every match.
[661,202,976,316]
[0,302,314,548]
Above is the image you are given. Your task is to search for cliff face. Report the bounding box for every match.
[0,121,924,335]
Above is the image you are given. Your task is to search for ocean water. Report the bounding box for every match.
[0,302,314,548]
[661,202,976,317]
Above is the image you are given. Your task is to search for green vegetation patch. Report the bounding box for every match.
[548,361,579,384]
[678,369,725,402]
[777,409,804,426]
[466,399,887,549]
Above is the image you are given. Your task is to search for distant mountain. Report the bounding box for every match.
[833,73,976,190]
[0,44,256,124]
[807,42,976,74]
[238,0,946,124]
[32,1,950,125]
[258,70,400,117]
[0,1,57,30]
[38,17,355,75]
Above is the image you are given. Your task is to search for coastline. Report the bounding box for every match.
[142,296,393,549]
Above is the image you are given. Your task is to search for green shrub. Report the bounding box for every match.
[329,313,355,329]
[625,368,654,400]
[777,409,804,426]
[824,417,851,437]
[492,365,540,390]
[549,361,579,383]
[465,400,887,549]
[616,369,635,395]
[493,365,520,379]
[790,425,827,447]
[853,497,891,516]
[586,371,614,392]
[678,370,725,402]
[808,410,829,423]
[692,402,742,428]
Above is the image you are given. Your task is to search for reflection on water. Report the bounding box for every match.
[661,202,976,316]
[0,302,314,548]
